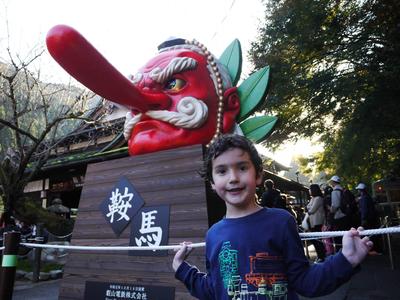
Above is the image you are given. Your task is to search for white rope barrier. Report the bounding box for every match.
[1,227,398,252]
[20,242,206,251]
[6,226,396,252]
[299,226,400,238]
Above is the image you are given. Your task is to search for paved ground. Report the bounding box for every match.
[13,279,61,300]
[12,242,400,299]
[300,253,400,300]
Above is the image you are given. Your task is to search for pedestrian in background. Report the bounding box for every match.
[329,175,349,251]
[322,185,335,255]
[356,183,382,255]
[323,185,334,226]
[307,184,326,262]
[260,179,284,209]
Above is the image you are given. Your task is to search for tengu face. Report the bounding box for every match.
[46,26,240,155]
[124,48,239,155]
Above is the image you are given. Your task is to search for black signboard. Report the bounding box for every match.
[84,281,175,300]
[129,205,170,256]
[100,176,145,236]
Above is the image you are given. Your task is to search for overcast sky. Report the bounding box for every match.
[0,0,264,83]
[0,0,323,166]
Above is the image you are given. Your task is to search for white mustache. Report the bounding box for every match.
[123,97,209,140]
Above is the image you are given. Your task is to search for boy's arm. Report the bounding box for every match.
[283,217,358,297]
[173,243,214,300]
[173,242,192,272]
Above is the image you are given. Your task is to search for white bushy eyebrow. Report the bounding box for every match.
[149,57,197,84]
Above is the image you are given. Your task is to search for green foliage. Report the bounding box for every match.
[249,0,400,182]
[17,259,64,273]
[240,115,278,143]
[237,67,270,122]
[15,198,74,236]
[296,155,314,177]
[219,39,242,86]
[219,39,276,143]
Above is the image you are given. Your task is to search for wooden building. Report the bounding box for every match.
[22,100,308,299]
[25,100,307,214]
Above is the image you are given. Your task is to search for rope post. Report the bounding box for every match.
[304,240,310,259]
[32,223,43,283]
[0,231,21,300]
[381,217,388,253]
[385,219,395,270]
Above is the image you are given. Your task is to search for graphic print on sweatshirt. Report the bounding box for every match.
[218,241,288,299]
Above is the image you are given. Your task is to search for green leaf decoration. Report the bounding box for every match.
[237,67,270,122]
[240,115,278,143]
[219,39,242,86]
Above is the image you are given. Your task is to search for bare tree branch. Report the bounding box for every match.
[0,118,38,142]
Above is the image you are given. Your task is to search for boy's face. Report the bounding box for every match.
[211,148,262,213]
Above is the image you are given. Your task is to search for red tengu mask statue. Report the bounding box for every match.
[46,26,241,155]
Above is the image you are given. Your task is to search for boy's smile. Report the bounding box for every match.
[211,148,262,217]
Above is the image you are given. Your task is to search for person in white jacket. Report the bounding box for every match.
[307,184,327,262]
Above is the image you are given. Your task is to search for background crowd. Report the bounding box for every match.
[260,175,382,263]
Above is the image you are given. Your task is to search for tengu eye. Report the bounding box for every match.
[164,78,186,92]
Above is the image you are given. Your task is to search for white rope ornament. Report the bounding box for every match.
[2,226,395,252]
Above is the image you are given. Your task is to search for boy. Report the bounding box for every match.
[173,134,372,299]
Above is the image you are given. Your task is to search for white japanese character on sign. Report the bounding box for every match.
[135,210,162,247]
[106,187,133,223]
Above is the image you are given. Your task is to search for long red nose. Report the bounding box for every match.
[46,25,170,112]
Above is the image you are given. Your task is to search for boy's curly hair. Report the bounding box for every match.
[201,134,263,183]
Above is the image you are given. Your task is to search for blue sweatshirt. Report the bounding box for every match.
[175,208,354,299]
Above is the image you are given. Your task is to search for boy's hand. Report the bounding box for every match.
[342,227,373,267]
[173,242,193,272]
